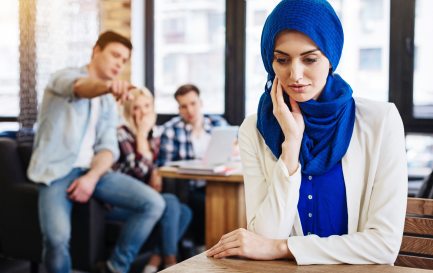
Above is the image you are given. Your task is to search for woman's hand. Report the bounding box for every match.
[134,112,156,159]
[206,228,293,260]
[270,77,304,175]
[135,112,156,136]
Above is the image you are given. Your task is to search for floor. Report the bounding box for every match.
[0,257,45,273]
[0,241,198,273]
[0,254,146,273]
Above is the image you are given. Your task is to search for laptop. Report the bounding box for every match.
[165,126,239,174]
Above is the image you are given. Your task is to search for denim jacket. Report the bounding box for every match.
[27,66,119,185]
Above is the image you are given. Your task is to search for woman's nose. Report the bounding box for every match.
[289,61,303,82]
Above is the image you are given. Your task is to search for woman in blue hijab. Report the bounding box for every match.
[207,0,407,264]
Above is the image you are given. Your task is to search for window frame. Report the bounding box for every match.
[0,117,18,122]
[390,0,433,133]
[144,0,246,125]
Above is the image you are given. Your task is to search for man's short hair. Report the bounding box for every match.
[174,84,200,100]
[94,30,133,51]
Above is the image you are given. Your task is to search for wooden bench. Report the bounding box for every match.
[395,197,433,269]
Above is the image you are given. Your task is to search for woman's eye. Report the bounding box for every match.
[304,57,318,64]
[274,56,289,64]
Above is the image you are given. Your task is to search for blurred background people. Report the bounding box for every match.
[113,87,192,273]
[156,84,228,251]
[27,31,165,273]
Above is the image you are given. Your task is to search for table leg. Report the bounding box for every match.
[205,181,246,249]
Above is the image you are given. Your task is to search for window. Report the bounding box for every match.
[163,17,186,43]
[0,1,19,118]
[0,0,99,131]
[359,48,382,71]
[36,0,99,103]
[406,132,433,196]
[413,0,433,119]
[390,0,433,132]
[244,0,281,116]
[332,0,390,103]
[406,134,433,173]
[153,0,226,114]
[360,0,384,28]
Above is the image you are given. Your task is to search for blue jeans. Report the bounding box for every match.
[157,193,192,255]
[108,193,192,256]
[38,168,165,273]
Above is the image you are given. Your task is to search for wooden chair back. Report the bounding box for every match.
[395,197,433,269]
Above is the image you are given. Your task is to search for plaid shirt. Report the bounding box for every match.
[156,115,228,167]
[113,125,158,183]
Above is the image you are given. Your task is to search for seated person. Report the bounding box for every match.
[27,31,165,273]
[207,0,408,264]
[156,84,228,249]
[112,87,192,272]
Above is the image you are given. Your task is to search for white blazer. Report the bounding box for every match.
[239,97,408,265]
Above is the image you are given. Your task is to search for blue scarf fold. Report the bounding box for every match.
[257,73,355,175]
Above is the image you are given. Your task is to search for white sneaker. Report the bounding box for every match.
[142,265,158,273]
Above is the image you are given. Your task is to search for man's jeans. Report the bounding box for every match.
[38,168,165,273]
[108,193,192,256]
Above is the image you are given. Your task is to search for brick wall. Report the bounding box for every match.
[100,0,132,80]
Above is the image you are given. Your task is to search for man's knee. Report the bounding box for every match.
[151,192,166,218]
[43,230,70,251]
[139,189,165,219]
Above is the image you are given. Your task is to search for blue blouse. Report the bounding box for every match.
[297,162,348,237]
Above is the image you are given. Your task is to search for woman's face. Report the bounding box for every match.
[132,95,153,121]
[272,31,331,102]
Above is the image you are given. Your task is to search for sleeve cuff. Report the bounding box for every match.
[276,159,301,179]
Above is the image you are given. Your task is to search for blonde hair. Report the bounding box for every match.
[122,87,156,135]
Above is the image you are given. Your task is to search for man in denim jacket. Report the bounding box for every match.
[27,31,165,273]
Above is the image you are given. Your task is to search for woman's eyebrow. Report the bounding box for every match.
[273,49,320,56]
[300,49,320,56]
[274,50,289,56]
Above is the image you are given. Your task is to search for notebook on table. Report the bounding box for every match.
[165,126,240,175]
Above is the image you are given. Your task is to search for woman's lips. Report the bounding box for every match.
[288,84,308,93]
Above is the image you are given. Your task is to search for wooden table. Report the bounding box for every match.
[158,166,246,249]
[160,253,431,273]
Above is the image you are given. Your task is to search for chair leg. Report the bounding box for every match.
[30,261,39,273]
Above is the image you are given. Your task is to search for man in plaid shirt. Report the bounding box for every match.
[156,85,227,166]
[156,83,228,250]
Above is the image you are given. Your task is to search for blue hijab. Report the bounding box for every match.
[257,0,355,175]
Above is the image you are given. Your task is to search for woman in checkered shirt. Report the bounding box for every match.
[113,87,192,273]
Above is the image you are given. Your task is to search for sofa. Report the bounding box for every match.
[0,136,108,272]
